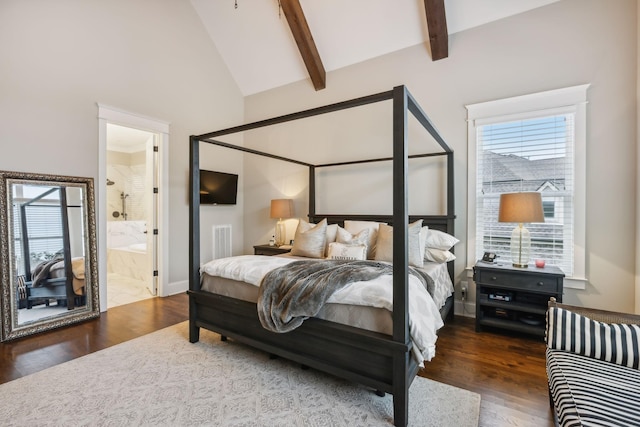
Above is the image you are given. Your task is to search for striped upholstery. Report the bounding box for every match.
[547,307,640,369]
[16,274,27,301]
[547,348,640,426]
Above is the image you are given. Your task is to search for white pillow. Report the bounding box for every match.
[374,220,424,267]
[419,226,429,261]
[326,242,367,261]
[290,219,328,258]
[324,223,339,257]
[424,229,459,251]
[344,220,387,259]
[424,247,456,263]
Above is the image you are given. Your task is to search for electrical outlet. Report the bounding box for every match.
[461,283,467,300]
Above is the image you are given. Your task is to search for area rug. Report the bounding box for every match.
[0,322,480,426]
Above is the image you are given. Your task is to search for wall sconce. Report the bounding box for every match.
[498,192,544,268]
[270,199,294,246]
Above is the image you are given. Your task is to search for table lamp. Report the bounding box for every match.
[270,199,294,246]
[498,192,544,268]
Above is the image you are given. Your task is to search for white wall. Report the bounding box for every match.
[244,0,638,312]
[636,0,640,314]
[0,1,245,300]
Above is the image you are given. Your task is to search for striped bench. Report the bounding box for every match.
[546,298,640,426]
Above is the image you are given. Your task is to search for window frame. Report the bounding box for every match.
[466,85,589,289]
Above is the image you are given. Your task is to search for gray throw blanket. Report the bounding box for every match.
[257,259,432,333]
[31,257,64,287]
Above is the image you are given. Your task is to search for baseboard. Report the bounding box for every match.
[163,280,188,297]
[454,299,476,318]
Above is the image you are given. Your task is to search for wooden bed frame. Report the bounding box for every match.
[188,86,455,427]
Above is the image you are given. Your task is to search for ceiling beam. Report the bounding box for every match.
[423,0,448,60]
[280,0,326,91]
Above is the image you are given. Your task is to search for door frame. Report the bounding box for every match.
[97,104,170,312]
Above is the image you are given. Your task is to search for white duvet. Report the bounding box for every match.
[201,255,444,365]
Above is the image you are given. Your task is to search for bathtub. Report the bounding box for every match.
[107,243,149,283]
[107,220,149,283]
[127,243,147,253]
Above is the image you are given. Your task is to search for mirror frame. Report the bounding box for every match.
[0,171,100,341]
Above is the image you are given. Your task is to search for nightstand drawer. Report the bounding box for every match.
[253,244,291,256]
[476,270,560,293]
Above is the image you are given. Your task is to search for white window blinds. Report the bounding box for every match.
[475,113,575,275]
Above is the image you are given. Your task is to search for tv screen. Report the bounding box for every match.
[200,170,238,205]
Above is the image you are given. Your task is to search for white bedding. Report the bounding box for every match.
[201,255,446,365]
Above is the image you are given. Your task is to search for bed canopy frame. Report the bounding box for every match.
[188,85,454,426]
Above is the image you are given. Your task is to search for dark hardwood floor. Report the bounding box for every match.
[0,295,552,426]
[0,293,188,385]
[419,316,553,426]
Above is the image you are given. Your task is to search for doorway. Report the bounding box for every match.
[97,105,169,312]
[105,124,157,308]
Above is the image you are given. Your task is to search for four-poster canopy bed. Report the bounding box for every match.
[188,85,455,426]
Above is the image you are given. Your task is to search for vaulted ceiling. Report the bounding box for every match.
[191,0,560,96]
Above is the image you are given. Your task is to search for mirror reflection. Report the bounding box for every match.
[1,172,99,341]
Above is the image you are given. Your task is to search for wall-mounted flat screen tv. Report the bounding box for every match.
[200,170,238,205]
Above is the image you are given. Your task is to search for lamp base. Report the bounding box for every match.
[510,223,531,268]
[275,220,286,247]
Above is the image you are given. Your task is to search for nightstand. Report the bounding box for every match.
[473,261,564,338]
[253,244,291,256]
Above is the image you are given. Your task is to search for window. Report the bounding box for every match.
[543,201,555,220]
[466,85,589,289]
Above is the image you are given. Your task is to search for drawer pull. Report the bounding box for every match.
[491,276,497,281]
[537,281,544,286]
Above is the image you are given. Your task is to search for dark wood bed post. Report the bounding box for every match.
[406,88,456,287]
[59,187,75,310]
[189,135,201,343]
[19,204,32,281]
[391,85,410,427]
[308,165,315,217]
[446,151,455,282]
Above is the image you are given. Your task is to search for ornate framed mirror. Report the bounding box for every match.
[0,171,99,341]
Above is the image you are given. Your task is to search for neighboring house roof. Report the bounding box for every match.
[481,151,566,193]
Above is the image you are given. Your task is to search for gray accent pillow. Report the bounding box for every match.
[374,220,424,267]
[291,219,328,258]
[336,227,370,250]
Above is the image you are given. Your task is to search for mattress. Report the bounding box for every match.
[200,258,453,337]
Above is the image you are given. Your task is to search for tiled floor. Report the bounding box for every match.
[107,273,154,308]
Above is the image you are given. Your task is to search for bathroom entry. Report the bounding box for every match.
[105,123,158,308]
